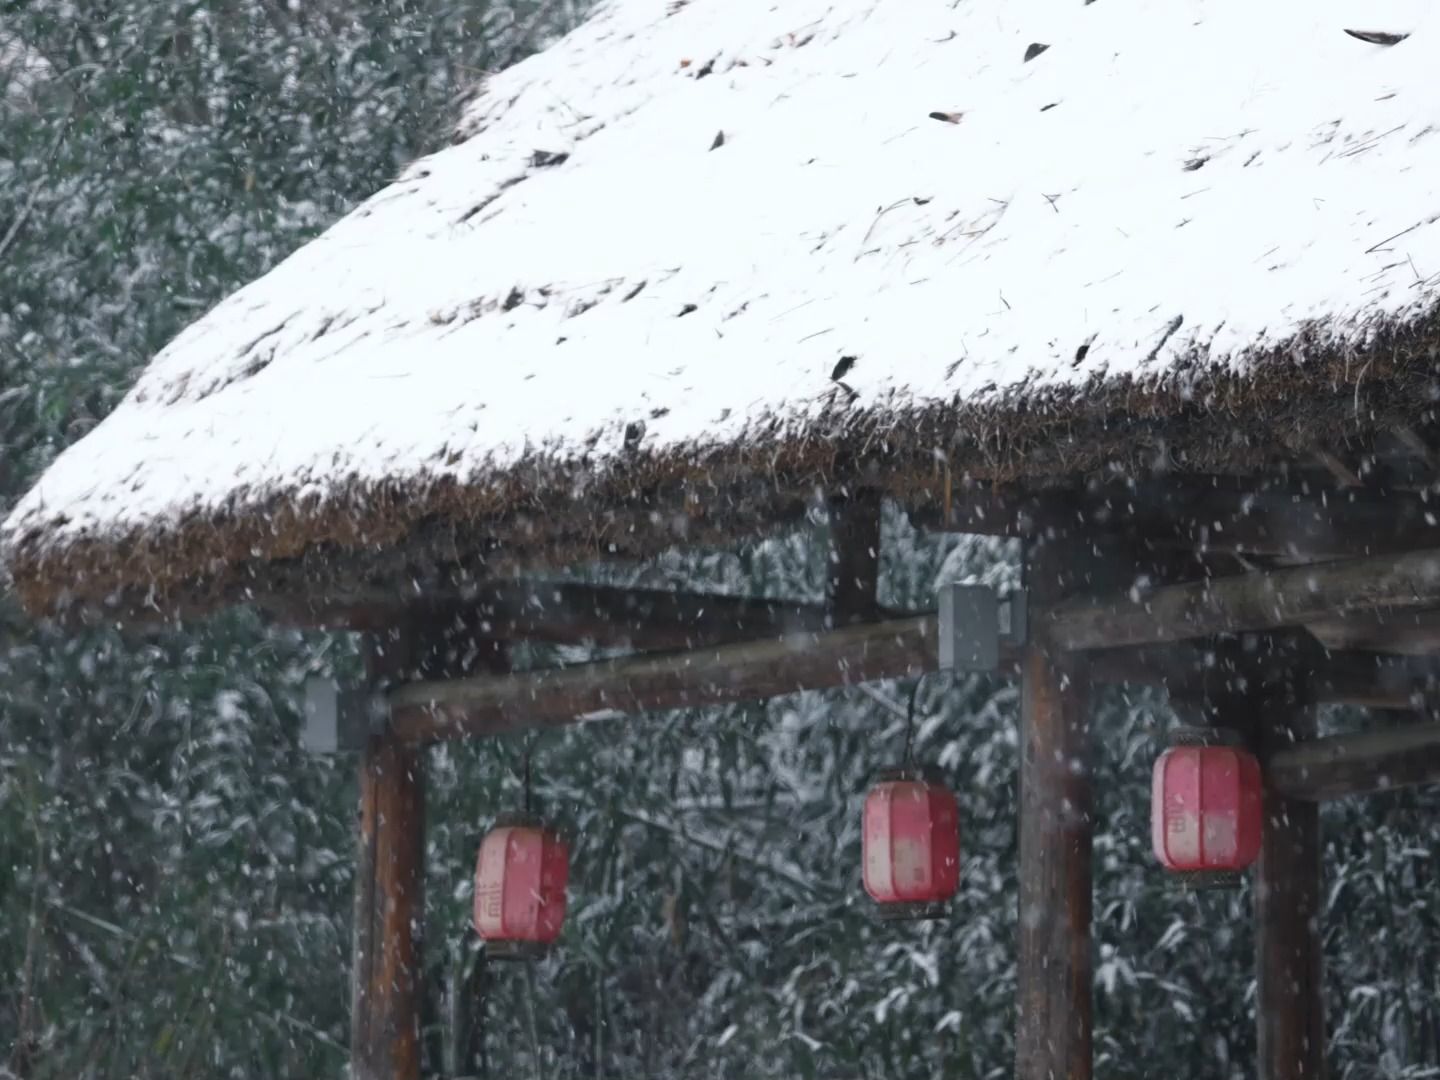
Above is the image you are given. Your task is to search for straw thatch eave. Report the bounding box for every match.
[9,0,1440,615]
[9,311,1439,618]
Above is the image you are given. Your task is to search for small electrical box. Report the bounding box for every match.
[302,678,384,753]
[936,584,1027,672]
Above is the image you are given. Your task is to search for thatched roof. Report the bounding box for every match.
[7,0,1440,613]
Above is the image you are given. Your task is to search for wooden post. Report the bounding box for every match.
[828,490,881,618]
[1016,534,1095,1080]
[352,630,428,1080]
[1256,703,1326,1080]
[351,621,511,1080]
[352,732,426,1080]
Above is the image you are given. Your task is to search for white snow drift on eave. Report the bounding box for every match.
[6,0,1440,553]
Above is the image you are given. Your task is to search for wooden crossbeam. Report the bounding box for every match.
[1391,425,1440,476]
[1266,718,1440,801]
[388,616,940,741]
[1306,608,1440,656]
[1303,652,1440,709]
[475,581,848,648]
[263,579,853,645]
[1244,486,1394,553]
[1132,477,1440,558]
[1044,546,1440,651]
[1092,642,1440,710]
[922,475,1440,558]
[380,610,1440,742]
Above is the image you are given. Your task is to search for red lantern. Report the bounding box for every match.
[862,766,960,918]
[1151,728,1262,888]
[473,815,569,958]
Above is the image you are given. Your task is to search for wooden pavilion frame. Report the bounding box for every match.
[290,453,1440,1080]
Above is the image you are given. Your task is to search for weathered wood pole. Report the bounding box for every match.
[1017,534,1095,1080]
[352,732,426,1080]
[352,631,428,1080]
[1255,704,1326,1080]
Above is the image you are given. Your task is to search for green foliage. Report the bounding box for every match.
[3,4,1440,1079]
[1,614,354,1076]
[1,1,575,1073]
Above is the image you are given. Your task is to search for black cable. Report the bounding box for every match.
[902,673,929,766]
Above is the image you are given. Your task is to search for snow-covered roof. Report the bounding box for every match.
[8,0,1440,611]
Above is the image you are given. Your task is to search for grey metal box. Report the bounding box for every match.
[302,677,378,753]
[938,583,1001,672]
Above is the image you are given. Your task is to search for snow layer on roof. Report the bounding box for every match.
[7,0,1440,556]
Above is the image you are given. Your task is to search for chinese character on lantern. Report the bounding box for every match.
[1151,727,1263,888]
[473,815,569,958]
[863,766,961,919]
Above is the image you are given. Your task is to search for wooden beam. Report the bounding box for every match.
[1391,425,1440,476]
[918,475,1440,559]
[1306,608,1440,656]
[1092,640,1440,710]
[1311,449,1362,489]
[388,615,940,741]
[907,480,1048,537]
[1266,718,1440,801]
[1015,537,1096,1080]
[1044,546,1440,652]
[477,582,849,649]
[1300,651,1440,710]
[1255,703,1326,1080]
[377,610,1440,742]
[262,580,853,646]
[352,732,426,1080]
[1109,477,1440,559]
